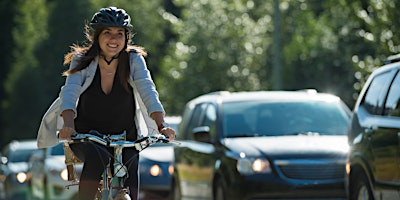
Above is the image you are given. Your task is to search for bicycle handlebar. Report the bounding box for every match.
[60,130,176,152]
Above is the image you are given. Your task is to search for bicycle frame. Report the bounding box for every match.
[61,130,173,200]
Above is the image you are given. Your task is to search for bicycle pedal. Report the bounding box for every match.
[65,182,79,189]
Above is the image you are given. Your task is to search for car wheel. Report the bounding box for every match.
[27,181,36,200]
[43,177,50,200]
[213,179,225,200]
[351,172,374,200]
[170,178,181,200]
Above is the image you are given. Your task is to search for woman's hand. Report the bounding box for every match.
[150,111,176,140]
[58,127,76,139]
[60,109,76,140]
[159,127,176,141]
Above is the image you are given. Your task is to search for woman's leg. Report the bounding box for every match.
[123,148,140,200]
[71,143,111,200]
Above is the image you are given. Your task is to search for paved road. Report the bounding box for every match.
[139,192,169,200]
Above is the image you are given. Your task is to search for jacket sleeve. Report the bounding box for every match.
[129,52,165,115]
[59,54,85,117]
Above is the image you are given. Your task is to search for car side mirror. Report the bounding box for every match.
[192,126,211,143]
[1,156,8,165]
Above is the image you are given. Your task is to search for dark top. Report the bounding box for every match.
[75,65,136,140]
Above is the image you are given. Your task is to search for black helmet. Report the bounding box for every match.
[90,7,133,31]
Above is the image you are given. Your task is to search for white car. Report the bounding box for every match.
[28,143,82,200]
[0,140,37,199]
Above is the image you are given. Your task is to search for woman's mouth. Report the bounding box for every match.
[108,44,118,48]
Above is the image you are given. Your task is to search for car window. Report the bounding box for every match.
[185,103,207,139]
[201,104,217,140]
[223,101,349,137]
[363,71,393,115]
[50,143,65,156]
[201,104,217,127]
[8,149,33,162]
[384,71,400,117]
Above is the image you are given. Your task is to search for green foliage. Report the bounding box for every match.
[158,0,275,114]
[158,0,400,114]
[1,0,48,144]
[342,0,400,89]
[0,0,17,102]
[279,1,357,105]
[1,0,399,144]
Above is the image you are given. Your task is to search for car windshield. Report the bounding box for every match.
[8,149,34,162]
[222,101,350,138]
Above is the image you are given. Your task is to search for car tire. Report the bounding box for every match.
[213,179,225,200]
[43,177,50,200]
[170,178,181,200]
[27,181,37,200]
[350,172,374,200]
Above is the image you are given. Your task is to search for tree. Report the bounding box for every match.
[1,0,400,144]
[158,0,400,114]
[158,0,275,114]
[340,0,400,97]
[0,0,18,140]
[0,0,17,104]
[279,1,358,106]
[1,0,48,145]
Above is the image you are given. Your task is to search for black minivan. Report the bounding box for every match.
[173,90,351,200]
[346,55,400,200]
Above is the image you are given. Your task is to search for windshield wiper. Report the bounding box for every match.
[228,133,260,138]
[283,131,321,136]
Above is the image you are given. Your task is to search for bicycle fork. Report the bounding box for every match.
[111,145,130,199]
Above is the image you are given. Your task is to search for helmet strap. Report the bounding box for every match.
[100,52,121,65]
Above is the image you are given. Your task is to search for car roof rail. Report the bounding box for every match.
[384,53,400,64]
[206,91,230,96]
[296,89,317,94]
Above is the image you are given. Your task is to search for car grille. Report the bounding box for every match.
[275,159,345,180]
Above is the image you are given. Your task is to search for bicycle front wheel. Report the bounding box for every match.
[114,188,131,200]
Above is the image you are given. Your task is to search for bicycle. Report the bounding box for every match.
[60,130,176,200]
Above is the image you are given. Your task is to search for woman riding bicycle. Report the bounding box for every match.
[48,7,175,200]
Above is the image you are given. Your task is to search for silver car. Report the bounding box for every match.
[28,143,82,200]
[0,139,37,199]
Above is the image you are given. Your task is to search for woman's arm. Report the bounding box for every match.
[59,54,86,117]
[130,53,165,115]
[58,54,85,139]
[58,109,76,139]
[131,53,175,139]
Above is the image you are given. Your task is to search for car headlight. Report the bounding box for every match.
[237,158,271,175]
[16,172,28,183]
[168,164,174,175]
[149,165,162,176]
[60,168,69,181]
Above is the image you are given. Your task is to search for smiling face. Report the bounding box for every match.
[98,27,126,58]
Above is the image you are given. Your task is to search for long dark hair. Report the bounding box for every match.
[63,24,147,92]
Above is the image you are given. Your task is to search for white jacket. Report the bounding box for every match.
[37,51,164,148]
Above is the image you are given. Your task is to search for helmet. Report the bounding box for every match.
[90,7,133,31]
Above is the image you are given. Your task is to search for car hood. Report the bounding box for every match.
[45,155,67,169]
[7,162,29,173]
[140,145,173,162]
[223,135,349,159]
